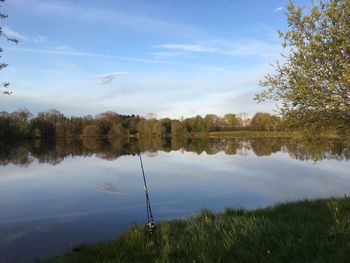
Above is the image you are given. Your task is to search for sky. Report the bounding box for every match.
[0,0,309,119]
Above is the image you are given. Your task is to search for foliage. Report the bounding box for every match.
[160,118,172,136]
[0,109,290,140]
[250,112,282,131]
[137,119,163,137]
[204,114,222,132]
[108,123,129,139]
[222,114,239,131]
[256,0,350,137]
[183,115,207,134]
[42,197,350,263]
[0,0,18,95]
[171,120,186,136]
[82,124,102,138]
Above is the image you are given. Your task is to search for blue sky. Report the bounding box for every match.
[0,0,308,118]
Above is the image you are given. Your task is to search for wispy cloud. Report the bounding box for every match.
[1,62,272,118]
[2,26,46,43]
[7,47,182,64]
[6,47,229,71]
[92,72,127,85]
[2,26,28,41]
[156,44,216,53]
[32,36,47,43]
[273,7,283,12]
[150,51,187,60]
[9,0,202,38]
[155,39,281,58]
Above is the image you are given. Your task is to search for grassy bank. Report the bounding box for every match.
[43,197,350,263]
[208,131,295,138]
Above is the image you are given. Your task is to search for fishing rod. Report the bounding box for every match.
[137,142,157,244]
[101,139,158,242]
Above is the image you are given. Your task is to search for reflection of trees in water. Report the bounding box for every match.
[138,136,172,153]
[236,140,251,156]
[250,138,283,157]
[0,137,348,167]
[0,141,34,167]
[284,139,350,161]
[82,137,102,150]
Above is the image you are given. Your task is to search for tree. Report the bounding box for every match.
[256,0,350,136]
[223,114,239,131]
[236,112,248,128]
[1,0,18,95]
[204,114,221,132]
[82,124,102,138]
[30,118,56,138]
[250,112,278,131]
[160,118,172,136]
[171,120,185,136]
[108,123,128,139]
[189,115,207,133]
[137,119,163,137]
[11,108,33,122]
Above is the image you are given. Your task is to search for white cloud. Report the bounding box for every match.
[92,72,127,85]
[7,47,229,71]
[150,51,187,60]
[0,62,276,119]
[155,39,282,58]
[156,44,216,53]
[273,7,283,12]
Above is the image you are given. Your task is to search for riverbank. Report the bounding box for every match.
[208,130,294,138]
[42,197,350,263]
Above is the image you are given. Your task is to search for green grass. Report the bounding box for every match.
[41,197,350,263]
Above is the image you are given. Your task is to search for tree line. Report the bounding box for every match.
[0,109,286,139]
[1,137,348,167]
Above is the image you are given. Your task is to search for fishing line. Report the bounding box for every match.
[100,139,158,243]
[137,141,157,244]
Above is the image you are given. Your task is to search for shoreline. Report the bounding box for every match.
[42,196,350,263]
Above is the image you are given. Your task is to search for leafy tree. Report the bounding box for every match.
[69,117,83,137]
[188,115,207,134]
[82,124,102,138]
[96,111,122,122]
[256,0,350,137]
[122,115,140,134]
[223,114,239,131]
[137,119,163,137]
[160,118,172,136]
[236,112,248,128]
[171,120,185,136]
[0,0,18,95]
[250,112,273,131]
[108,123,128,139]
[11,108,33,121]
[204,114,221,132]
[30,118,56,138]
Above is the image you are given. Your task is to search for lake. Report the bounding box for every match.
[0,137,349,262]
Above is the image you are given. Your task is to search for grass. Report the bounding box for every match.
[208,131,295,138]
[41,197,350,263]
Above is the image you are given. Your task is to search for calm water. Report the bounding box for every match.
[0,137,349,262]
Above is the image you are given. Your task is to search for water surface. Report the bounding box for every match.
[0,137,349,262]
